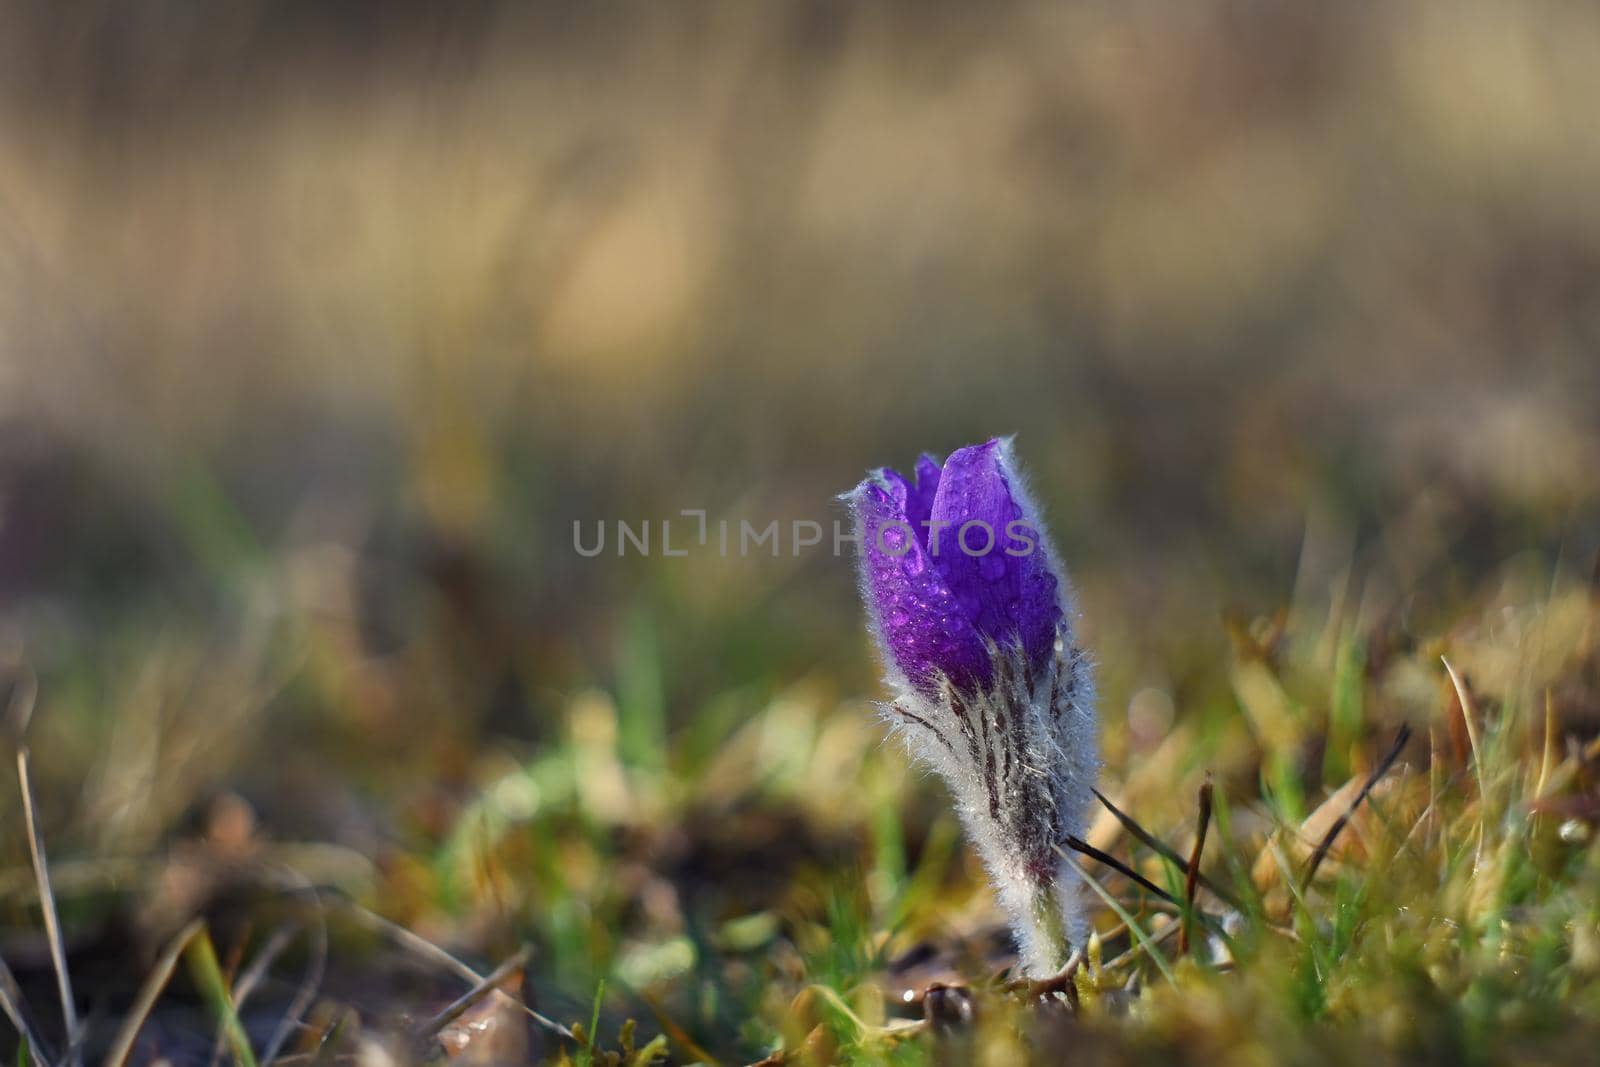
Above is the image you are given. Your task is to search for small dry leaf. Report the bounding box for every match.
[1252,765,1419,897]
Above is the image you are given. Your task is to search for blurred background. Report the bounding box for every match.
[1,0,1599,1056]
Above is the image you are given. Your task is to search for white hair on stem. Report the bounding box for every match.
[881,631,1098,977]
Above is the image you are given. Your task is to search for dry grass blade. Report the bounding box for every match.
[233,926,297,1013]
[1536,690,1558,799]
[1179,780,1214,956]
[1091,789,1244,912]
[2,667,37,742]
[1442,659,1486,797]
[341,900,574,1041]
[104,918,206,1067]
[641,990,726,1066]
[257,884,329,1066]
[17,746,82,1067]
[1300,724,1413,890]
[0,952,54,1066]
[410,944,533,1046]
[1101,914,1183,973]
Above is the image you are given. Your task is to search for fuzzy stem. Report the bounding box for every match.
[1004,863,1081,978]
[1025,885,1070,977]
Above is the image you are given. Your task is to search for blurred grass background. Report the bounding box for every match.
[1,1,1600,1062]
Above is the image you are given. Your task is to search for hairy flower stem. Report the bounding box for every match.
[986,853,1083,978]
[1020,874,1073,977]
[883,635,1097,978]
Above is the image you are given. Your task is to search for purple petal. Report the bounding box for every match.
[928,439,1063,669]
[905,454,943,549]
[851,472,990,693]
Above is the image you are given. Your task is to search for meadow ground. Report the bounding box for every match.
[3,2,1600,1064]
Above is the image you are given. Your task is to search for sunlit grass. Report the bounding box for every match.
[321,548,1597,1064]
[2,5,1600,1063]
[3,520,1597,1065]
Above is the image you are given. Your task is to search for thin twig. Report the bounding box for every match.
[1301,724,1413,889]
[105,919,207,1067]
[17,746,82,1067]
[1179,780,1214,956]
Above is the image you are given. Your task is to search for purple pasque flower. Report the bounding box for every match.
[845,437,1099,977]
[849,439,1064,696]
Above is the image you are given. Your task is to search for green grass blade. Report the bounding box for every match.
[185,928,259,1067]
